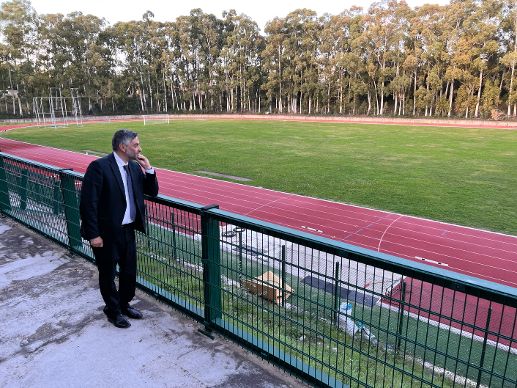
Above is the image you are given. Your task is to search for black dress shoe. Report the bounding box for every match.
[108,313,131,328]
[122,306,143,319]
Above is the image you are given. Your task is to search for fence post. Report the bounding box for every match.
[476,306,493,387]
[281,245,287,307]
[59,171,82,253]
[0,156,12,212]
[396,281,407,351]
[199,204,221,338]
[170,209,178,260]
[333,261,341,325]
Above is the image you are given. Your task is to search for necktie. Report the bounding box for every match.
[123,165,136,221]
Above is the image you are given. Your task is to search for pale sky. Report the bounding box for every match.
[28,0,450,30]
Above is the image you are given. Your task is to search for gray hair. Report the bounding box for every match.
[112,129,138,151]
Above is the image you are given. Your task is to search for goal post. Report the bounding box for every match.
[32,87,84,127]
[142,114,171,126]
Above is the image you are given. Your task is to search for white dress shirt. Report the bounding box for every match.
[113,152,155,225]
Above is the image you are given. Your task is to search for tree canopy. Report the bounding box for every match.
[1,0,516,119]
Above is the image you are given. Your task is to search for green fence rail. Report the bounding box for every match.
[1,151,516,387]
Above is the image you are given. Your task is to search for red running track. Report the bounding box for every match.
[1,133,516,345]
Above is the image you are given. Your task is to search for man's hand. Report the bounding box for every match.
[136,153,152,170]
[90,236,103,248]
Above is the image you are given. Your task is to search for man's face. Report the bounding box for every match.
[121,136,141,160]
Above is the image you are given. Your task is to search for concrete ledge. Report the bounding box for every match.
[0,216,304,387]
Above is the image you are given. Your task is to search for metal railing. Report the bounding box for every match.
[0,151,516,387]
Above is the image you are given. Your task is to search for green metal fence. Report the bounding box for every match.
[1,151,516,387]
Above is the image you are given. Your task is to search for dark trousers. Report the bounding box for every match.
[93,224,137,316]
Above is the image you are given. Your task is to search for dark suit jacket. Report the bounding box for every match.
[80,153,159,242]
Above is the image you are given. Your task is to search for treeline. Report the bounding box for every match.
[1,0,516,119]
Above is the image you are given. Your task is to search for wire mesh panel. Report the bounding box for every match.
[0,154,69,245]
[207,212,517,387]
[59,172,93,258]
[136,197,204,316]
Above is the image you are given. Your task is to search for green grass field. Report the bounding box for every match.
[3,119,517,235]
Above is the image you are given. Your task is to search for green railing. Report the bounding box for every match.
[1,151,516,387]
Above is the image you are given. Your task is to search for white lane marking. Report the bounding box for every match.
[377,215,403,252]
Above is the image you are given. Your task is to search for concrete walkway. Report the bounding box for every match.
[0,216,305,387]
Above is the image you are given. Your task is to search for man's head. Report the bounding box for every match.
[112,129,141,161]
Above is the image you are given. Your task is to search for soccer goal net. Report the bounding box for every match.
[142,114,171,126]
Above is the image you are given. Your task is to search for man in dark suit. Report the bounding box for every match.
[80,129,159,328]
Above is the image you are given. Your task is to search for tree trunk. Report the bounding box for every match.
[508,61,515,116]
[425,81,430,116]
[170,79,176,111]
[379,81,384,115]
[278,45,283,114]
[348,79,353,115]
[139,90,145,112]
[17,96,23,116]
[339,78,344,114]
[448,80,455,117]
[413,70,417,116]
[475,69,483,118]
[327,83,331,113]
[163,72,168,113]
[374,84,379,115]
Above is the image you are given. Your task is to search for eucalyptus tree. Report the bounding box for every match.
[441,0,484,117]
[173,9,223,112]
[361,0,411,116]
[282,9,321,114]
[339,8,368,115]
[319,13,348,114]
[38,12,112,112]
[263,9,322,114]
[263,17,288,113]
[501,0,517,116]
[319,8,365,114]
[220,10,263,112]
[108,12,168,113]
[139,11,165,113]
[452,0,501,118]
[410,3,449,117]
[0,0,38,114]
